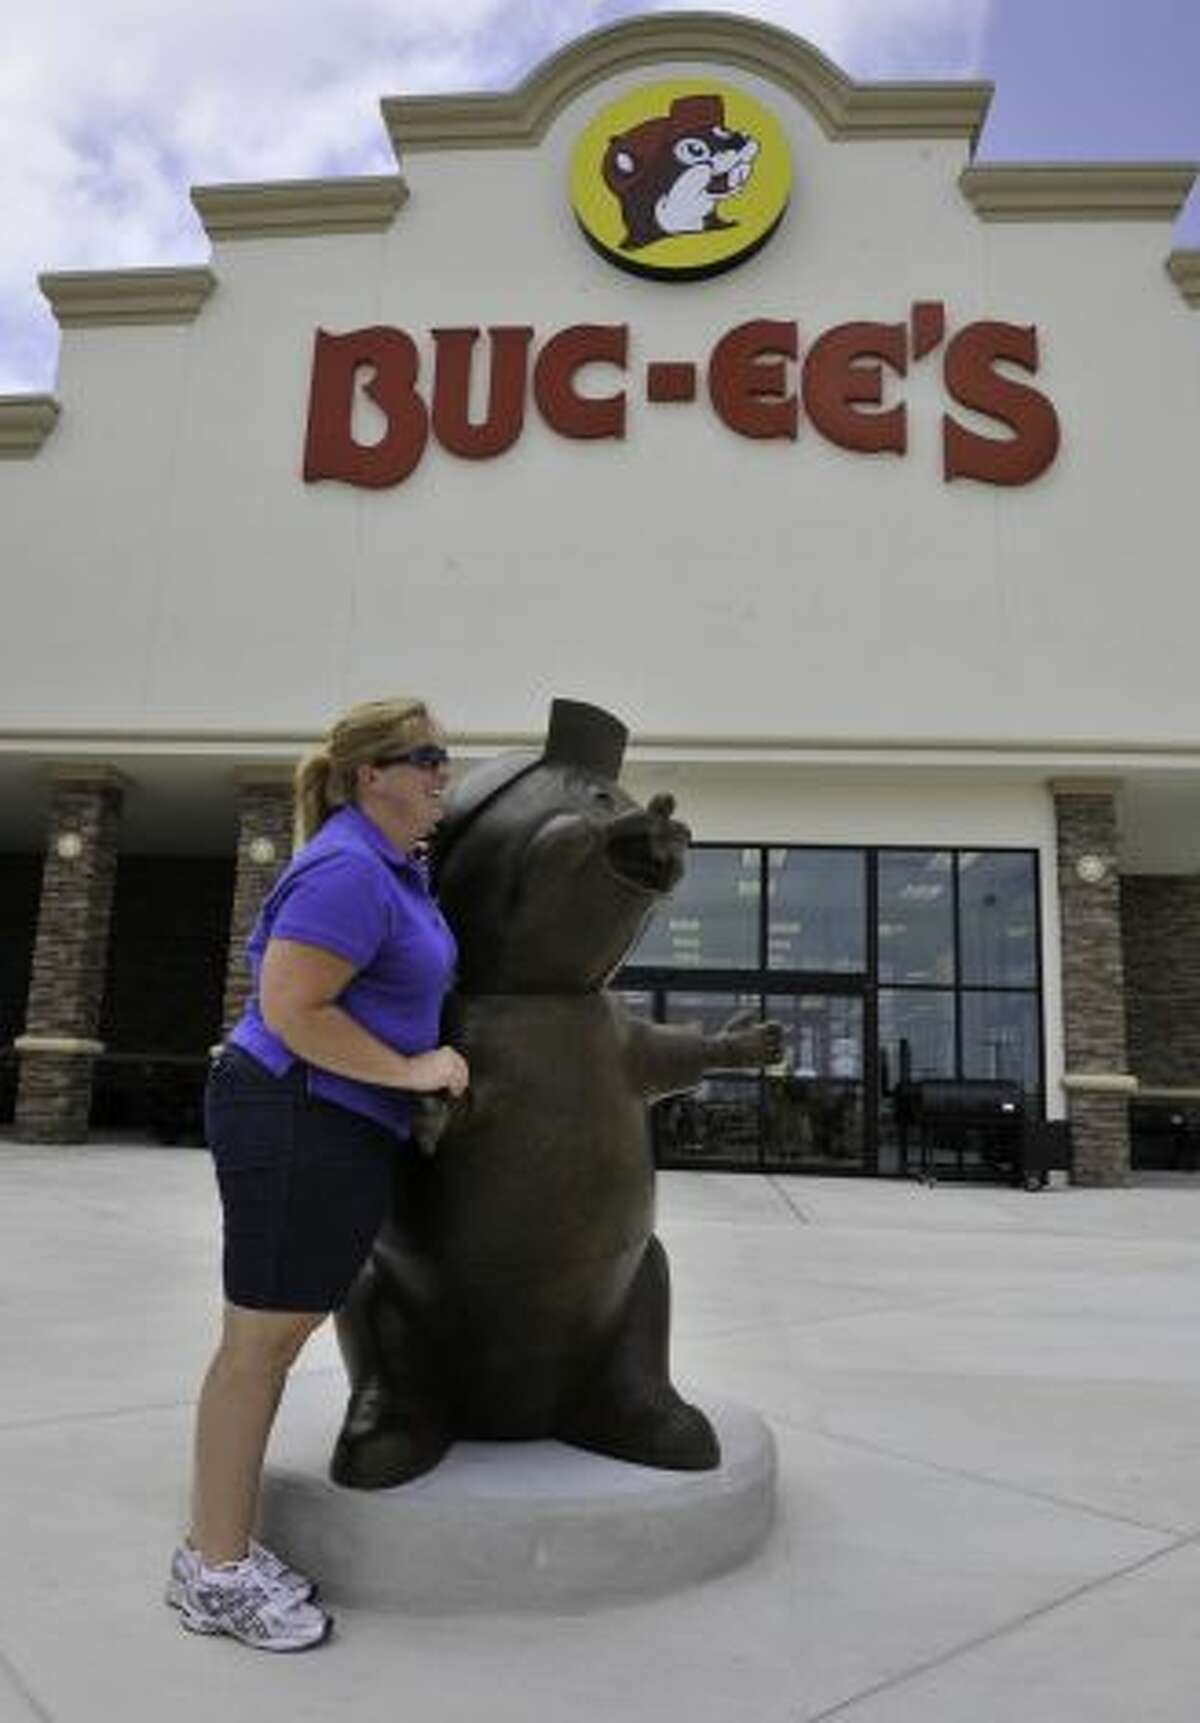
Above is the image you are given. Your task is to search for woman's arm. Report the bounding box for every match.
[259,937,468,1096]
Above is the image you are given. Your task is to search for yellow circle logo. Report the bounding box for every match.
[570,80,792,281]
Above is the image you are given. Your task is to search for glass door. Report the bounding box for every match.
[653,990,764,1168]
[763,991,867,1172]
[621,842,1041,1180]
[636,987,868,1172]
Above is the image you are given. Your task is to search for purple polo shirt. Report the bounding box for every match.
[228,805,457,1140]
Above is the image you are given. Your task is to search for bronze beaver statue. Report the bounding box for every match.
[331,699,781,1489]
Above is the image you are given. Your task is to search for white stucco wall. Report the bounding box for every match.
[1,59,1195,752]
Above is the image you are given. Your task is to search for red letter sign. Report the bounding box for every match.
[303,327,429,488]
[802,322,908,454]
[431,327,533,459]
[534,325,629,438]
[708,321,798,439]
[943,322,1061,486]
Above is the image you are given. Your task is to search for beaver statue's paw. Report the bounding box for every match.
[330,1384,452,1489]
[410,1093,454,1157]
[561,1389,721,1472]
[716,1009,784,1069]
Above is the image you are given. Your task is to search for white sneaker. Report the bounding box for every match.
[166,1540,316,1610]
[248,1539,318,1601]
[170,1550,331,1652]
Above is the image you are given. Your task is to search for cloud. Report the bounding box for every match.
[624,0,990,76]
[2,0,989,393]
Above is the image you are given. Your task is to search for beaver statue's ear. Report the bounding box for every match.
[608,143,637,178]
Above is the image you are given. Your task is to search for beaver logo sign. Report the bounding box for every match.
[571,81,791,280]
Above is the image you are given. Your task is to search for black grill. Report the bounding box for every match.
[908,1079,1024,1122]
[896,1079,1068,1187]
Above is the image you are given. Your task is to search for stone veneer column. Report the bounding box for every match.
[220,770,294,1038]
[14,766,126,1143]
[1051,780,1135,1186]
[1121,876,1200,1086]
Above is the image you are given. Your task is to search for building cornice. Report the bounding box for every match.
[39,267,217,328]
[959,162,1197,222]
[1167,249,1200,307]
[382,13,993,156]
[6,730,1200,775]
[191,174,408,240]
[0,395,60,458]
[45,763,130,789]
[1048,778,1124,797]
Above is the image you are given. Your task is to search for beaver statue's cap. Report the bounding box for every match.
[542,699,628,777]
[431,699,629,879]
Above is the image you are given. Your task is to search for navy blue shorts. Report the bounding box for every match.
[204,1046,398,1312]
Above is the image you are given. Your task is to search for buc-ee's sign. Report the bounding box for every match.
[303,81,1060,493]
[302,308,1061,491]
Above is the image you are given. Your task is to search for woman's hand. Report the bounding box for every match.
[403,1046,470,1097]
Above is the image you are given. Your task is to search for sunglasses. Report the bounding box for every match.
[372,744,450,772]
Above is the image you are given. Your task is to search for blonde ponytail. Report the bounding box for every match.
[293,746,341,846]
[293,697,435,845]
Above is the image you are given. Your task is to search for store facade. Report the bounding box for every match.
[1,14,1198,1182]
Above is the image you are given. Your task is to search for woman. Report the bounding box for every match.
[167,696,468,1651]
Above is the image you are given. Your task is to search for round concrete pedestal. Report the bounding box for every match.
[260,1376,776,1613]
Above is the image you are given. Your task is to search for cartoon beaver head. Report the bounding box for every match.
[601,93,759,252]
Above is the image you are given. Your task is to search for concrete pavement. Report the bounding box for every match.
[4,1138,1200,1722]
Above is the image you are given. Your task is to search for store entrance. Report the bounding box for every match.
[762,988,868,1172]
[625,983,871,1174]
[618,841,1043,1180]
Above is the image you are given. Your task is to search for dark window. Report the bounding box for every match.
[654,990,763,1166]
[764,992,865,1171]
[662,988,760,1039]
[958,851,1038,987]
[631,847,759,969]
[878,987,956,1083]
[656,1073,762,1167]
[769,847,865,972]
[99,856,234,1054]
[0,855,44,1045]
[878,850,955,984]
[962,990,1040,1089]
[622,841,1043,1178]
[768,991,863,1081]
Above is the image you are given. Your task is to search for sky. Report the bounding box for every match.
[3,0,1197,394]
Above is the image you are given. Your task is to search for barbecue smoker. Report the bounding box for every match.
[895,1078,1071,1189]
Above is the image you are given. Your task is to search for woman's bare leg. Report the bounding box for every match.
[189,1302,326,1566]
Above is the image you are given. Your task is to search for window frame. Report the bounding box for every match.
[616,841,1044,1175]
